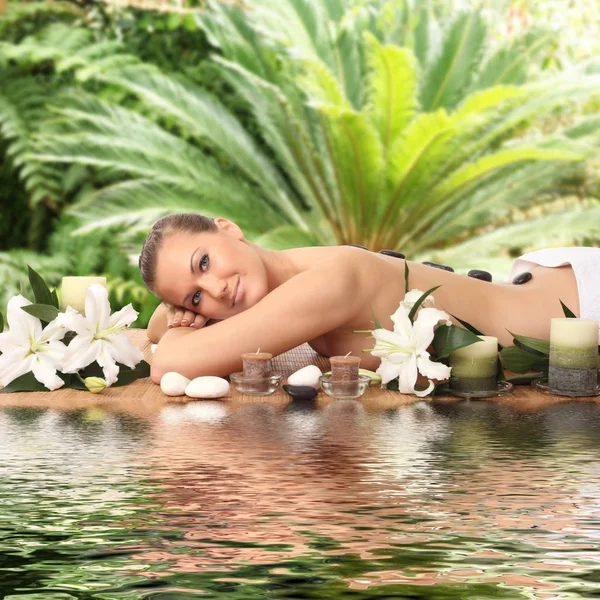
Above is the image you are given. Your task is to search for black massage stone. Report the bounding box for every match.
[378,249,406,259]
[422,261,454,272]
[283,384,318,400]
[468,269,493,282]
[512,272,533,285]
[347,244,370,250]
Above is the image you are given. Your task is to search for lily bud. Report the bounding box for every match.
[84,377,107,394]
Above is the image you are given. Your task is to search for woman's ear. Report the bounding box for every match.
[214,217,244,240]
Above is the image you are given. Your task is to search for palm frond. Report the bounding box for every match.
[364,33,418,151]
[317,104,384,242]
[420,10,487,111]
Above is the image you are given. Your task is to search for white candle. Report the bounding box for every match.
[550,318,598,349]
[60,276,107,314]
[450,336,498,378]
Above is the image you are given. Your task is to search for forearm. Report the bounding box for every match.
[147,303,169,343]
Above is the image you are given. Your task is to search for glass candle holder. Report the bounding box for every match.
[549,318,598,394]
[230,372,283,396]
[60,276,107,314]
[449,336,498,392]
[319,374,371,399]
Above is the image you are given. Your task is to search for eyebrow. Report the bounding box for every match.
[182,247,200,306]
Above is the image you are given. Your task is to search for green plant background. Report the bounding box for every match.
[1,0,599,326]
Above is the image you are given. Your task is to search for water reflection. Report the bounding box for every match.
[0,400,599,598]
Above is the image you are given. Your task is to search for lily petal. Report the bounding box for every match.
[6,295,41,341]
[104,333,143,369]
[390,303,413,342]
[376,358,405,385]
[31,355,65,391]
[413,307,451,351]
[54,307,89,335]
[0,330,29,354]
[61,334,100,373]
[417,351,452,381]
[401,288,434,311]
[108,303,139,330]
[85,284,111,331]
[398,353,419,395]
[413,380,435,398]
[96,342,119,386]
[0,349,34,387]
[372,328,412,358]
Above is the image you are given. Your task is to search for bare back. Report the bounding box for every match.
[281,247,580,371]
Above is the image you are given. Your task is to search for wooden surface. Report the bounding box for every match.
[0,329,598,416]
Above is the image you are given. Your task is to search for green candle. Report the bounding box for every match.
[449,336,498,392]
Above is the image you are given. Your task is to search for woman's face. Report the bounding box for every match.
[153,220,269,320]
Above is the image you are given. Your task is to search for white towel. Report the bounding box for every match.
[510,247,600,342]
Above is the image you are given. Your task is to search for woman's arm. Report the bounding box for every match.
[150,257,365,383]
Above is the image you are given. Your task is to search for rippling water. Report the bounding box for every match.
[1,398,600,599]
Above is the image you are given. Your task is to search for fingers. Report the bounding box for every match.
[167,306,207,329]
[191,313,208,329]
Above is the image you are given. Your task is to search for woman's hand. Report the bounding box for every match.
[166,305,207,329]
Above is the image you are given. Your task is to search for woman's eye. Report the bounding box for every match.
[200,254,209,271]
[192,291,202,307]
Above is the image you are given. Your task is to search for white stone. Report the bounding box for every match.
[286,365,322,389]
[160,372,190,397]
[185,376,230,399]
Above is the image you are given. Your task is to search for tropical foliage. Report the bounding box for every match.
[1,0,599,324]
[30,2,600,258]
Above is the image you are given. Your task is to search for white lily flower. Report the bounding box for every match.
[371,304,452,397]
[0,295,67,390]
[60,284,143,386]
[401,288,435,311]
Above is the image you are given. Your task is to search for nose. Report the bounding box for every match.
[202,275,228,301]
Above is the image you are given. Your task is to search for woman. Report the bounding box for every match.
[141,214,585,384]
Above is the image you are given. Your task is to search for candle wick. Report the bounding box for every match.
[344,351,351,358]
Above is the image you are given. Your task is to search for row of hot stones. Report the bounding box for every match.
[350,246,533,285]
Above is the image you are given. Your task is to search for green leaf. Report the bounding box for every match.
[404,261,410,295]
[386,378,399,391]
[27,265,54,306]
[504,372,546,385]
[0,310,4,333]
[507,331,550,356]
[560,300,577,318]
[0,371,69,393]
[450,313,485,336]
[111,360,151,386]
[408,285,441,322]
[21,304,59,322]
[50,288,59,309]
[500,346,549,374]
[432,323,482,359]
